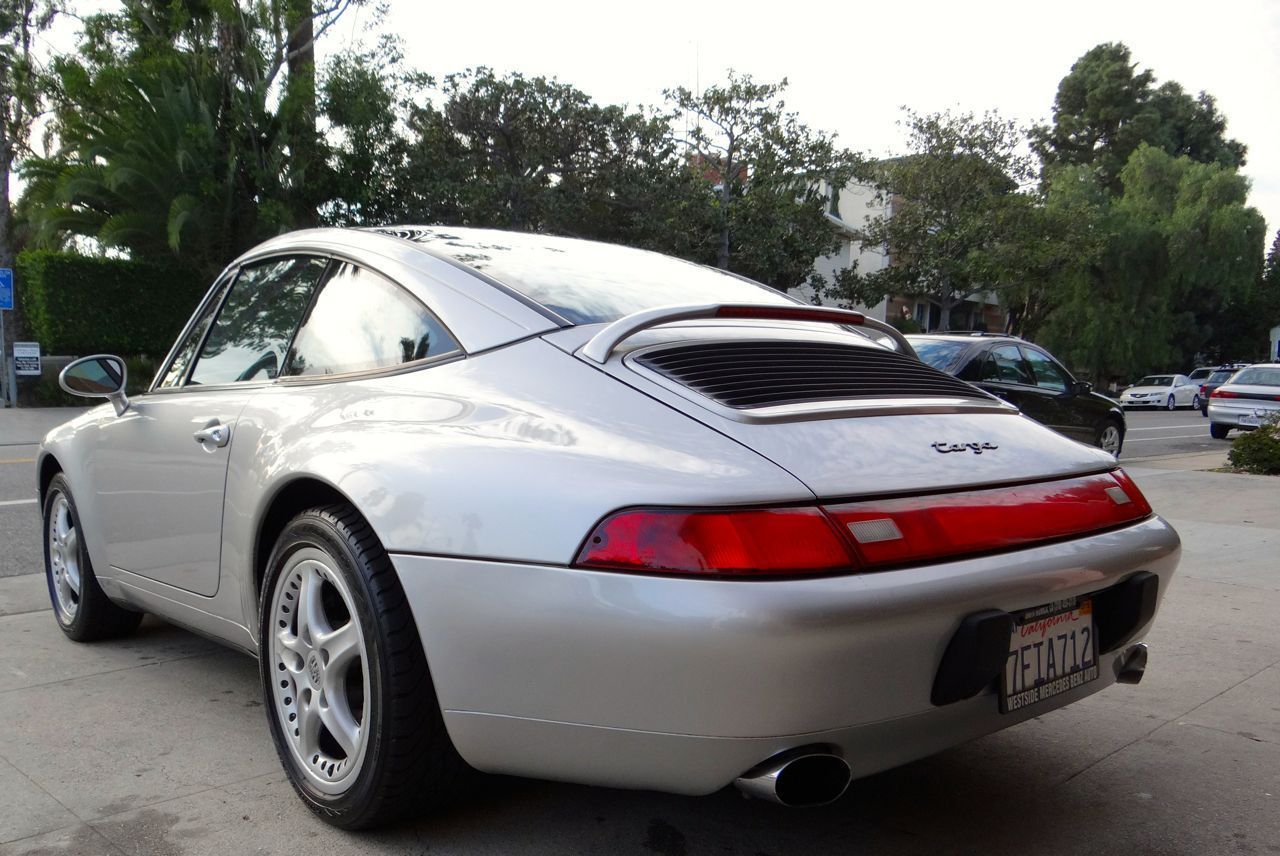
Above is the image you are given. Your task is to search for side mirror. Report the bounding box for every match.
[1074,380,1093,395]
[59,355,130,416]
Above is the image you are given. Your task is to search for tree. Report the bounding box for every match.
[829,109,1034,330]
[666,72,861,290]
[1038,146,1266,381]
[1032,42,1245,193]
[18,0,362,276]
[1,0,56,394]
[391,68,714,260]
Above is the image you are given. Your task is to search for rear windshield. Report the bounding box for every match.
[911,339,969,372]
[1188,368,1213,380]
[1208,370,1235,383]
[1231,367,1280,386]
[377,227,796,324]
[1137,375,1174,386]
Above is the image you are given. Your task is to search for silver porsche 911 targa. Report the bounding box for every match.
[38,227,1180,828]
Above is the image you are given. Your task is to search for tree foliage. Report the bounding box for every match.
[666,72,860,290]
[1032,42,1245,193]
[829,109,1033,329]
[18,0,364,277]
[1038,146,1265,381]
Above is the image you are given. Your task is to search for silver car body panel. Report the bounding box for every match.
[398,515,1178,793]
[36,226,1183,798]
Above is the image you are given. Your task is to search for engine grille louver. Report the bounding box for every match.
[634,341,989,409]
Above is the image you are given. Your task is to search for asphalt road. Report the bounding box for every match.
[0,441,40,580]
[1118,407,1232,460]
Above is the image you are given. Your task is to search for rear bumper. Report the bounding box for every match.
[1208,400,1280,427]
[392,515,1180,794]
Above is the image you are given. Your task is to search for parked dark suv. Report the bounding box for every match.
[907,333,1126,456]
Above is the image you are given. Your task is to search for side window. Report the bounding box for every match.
[1022,348,1070,393]
[284,263,460,377]
[981,345,1035,385]
[188,257,328,386]
[156,277,232,389]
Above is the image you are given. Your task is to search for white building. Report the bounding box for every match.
[799,181,1006,333]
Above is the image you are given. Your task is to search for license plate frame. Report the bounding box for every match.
[1000,596,1099,714]
[1238,413,1262,427]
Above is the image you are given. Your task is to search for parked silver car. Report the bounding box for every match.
[1206,363,1280,438]
[38,227,1180,828]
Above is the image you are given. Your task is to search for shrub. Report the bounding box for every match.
[17,250,207,356]
[1228,418,1280,475]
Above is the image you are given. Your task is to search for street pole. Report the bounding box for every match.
[0,309,8,408]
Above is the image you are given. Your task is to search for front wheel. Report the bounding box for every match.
[1095,420,1124,458]
[260,505,467,829]
[43,474,143,642]
[1191,394,1201,411]
[1210,422,1231,440]
[1166,395,1177,411]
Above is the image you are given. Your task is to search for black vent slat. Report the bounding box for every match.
[635,340,987,409]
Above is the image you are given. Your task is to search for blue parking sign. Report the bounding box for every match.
[0,268,12,311]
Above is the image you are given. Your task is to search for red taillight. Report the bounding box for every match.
[573,471,1153,578]
[825,472,1151,569]
[574,507,855,576]
[1213,389,1238,398]
[1214,389,1280,401]
[1199,384,1207,395]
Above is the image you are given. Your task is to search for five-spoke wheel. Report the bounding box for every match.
[260,505,467,828]
[47,494,82,624]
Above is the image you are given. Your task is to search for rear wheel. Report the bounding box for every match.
[1210,422,1231,440]
[42,475,143,642]
[1191,394,1201,411]
[1095,420,1124,457]
[260,505,467,829]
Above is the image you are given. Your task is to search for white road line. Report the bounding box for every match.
[1125,424,1207,431]
[1125,434,1215,442]
[0,498,37,507]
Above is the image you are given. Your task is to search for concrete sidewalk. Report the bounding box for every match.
[0,462,1277,855]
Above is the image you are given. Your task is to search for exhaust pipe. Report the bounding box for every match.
[1115,642,1148,685]
[734,749,851,807]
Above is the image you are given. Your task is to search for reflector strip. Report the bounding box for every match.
[846,518,904,544]
[824,472,1152,570]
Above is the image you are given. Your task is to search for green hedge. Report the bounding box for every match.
[17,250,208,356]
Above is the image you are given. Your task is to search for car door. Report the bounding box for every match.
[971,343,1043,414]
[1020,345,1090,442]
[92,256,329,595]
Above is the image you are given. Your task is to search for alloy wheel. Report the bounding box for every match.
[269,547,370,795]
[48,494,82,623]
[1099,424,1123,457]
[1166,395,1176,411]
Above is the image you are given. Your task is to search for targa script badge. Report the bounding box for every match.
[932,441,999,455]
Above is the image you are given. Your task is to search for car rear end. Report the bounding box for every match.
[1207,364,1280,431]
[378,230,1181,803]
[400,310,1180,804]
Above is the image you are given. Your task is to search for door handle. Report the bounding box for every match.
[193,422,231,449]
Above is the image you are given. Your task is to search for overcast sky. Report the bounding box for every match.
[358,0,1279,241]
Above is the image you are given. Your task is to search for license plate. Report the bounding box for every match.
[1238,414,1261,427]
[1001,597,1098,713]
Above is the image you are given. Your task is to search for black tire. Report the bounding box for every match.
[1201,405,1208,418]
[1094,418,1125,458]
[42,474,143,642]
[1191,394,1201,411]
[259,504,468,829]
[1210,422,1231,440]
[1165,395,1177,411]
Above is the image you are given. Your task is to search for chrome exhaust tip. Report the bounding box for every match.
[1115,642,1148,685]
[734,749,851,807]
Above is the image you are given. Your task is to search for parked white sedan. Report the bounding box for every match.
[1119,374,1200,410]
[1207,363,1280,438]
[38,227,1180,829]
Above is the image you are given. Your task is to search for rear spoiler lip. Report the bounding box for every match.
[578,304,919,364]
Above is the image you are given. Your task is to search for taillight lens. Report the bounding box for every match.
[825,471,1151,569]
[1213,389,1280,401]
[574,471,1153,577]
[574,507,854,576]
[1214,389,1238,398]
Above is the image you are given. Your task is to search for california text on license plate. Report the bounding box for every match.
[1001,597,1098,713]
